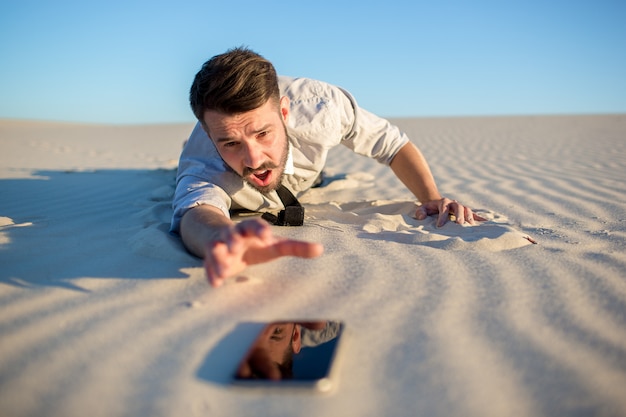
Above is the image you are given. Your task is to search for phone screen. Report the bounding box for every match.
[232,321,344,392]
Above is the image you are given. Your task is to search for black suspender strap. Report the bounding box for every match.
[262,184,305,226]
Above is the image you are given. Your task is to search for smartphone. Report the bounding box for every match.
[232,320,345,392]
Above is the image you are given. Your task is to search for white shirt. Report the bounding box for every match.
[171,76,409,232]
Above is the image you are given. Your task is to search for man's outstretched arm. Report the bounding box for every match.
[180,205,323,287]
[180,205,233,258]
[390,142,485,227]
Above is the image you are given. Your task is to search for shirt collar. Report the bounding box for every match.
[284,142,295,175]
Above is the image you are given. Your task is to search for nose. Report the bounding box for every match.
[242,141,264,169]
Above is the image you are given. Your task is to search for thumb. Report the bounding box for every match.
[415,205,428,220]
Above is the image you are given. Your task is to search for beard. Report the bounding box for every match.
[242,125,290,195]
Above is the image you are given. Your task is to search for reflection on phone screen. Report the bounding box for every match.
[233,321,343,391]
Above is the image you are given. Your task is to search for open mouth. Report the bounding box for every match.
[243,162,282,192]
[249,169,272,187]
[254,170,270,182]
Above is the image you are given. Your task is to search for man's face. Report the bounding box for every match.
[235,322,302,380]
[203,97,290,194]
[258,322,301,363]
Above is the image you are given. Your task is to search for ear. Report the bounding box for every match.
[291,324,302,354]
[279,96,290,124]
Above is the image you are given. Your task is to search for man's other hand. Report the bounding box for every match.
[415,197,486,227]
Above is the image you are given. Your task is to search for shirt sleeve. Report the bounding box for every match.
[170,123,232,234]
[336,86,409,165]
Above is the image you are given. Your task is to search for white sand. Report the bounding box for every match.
[1,115,626,417]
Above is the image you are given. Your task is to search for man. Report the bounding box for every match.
[172,47,483,287]
[235,322,302,380]
[235,321,333,380]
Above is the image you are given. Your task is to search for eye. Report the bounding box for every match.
[222,141,238,148]
[269,326,286,341]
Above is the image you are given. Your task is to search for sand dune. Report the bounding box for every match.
[1,115,625,417]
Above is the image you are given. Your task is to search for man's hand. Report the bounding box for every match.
[415,198,486,227]
[389,143,486,227]
[204,218,324,287]
[236,346,282,380]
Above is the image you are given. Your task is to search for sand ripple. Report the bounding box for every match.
[1,116,626,416]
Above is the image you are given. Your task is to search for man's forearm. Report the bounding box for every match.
[390,142,442,203]
[179,205,233,258]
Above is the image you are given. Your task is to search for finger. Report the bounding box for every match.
[204,257,224,288]
[271,240,324,259]
[235,218,272,238]
[457,205,487,225]
[204,241,228,287]
[415,205,428,220]
[460,207,487,224]
[462,206,475,225]
[454,202,467,225]
[473,212,488,222]
[225,231,245,256]
[204,242,218,283]
[436,200,451,227]
[236,361,252,379]
[418,200,440,217]
[205,257,225,287]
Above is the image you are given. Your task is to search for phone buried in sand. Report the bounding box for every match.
[232,320,345,392]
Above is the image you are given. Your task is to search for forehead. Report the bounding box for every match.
[203,100,280,136]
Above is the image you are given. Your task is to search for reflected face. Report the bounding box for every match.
[258,323,302,364]
[235,322,302,380]
[234,321,341,384]
[203,97,290,194]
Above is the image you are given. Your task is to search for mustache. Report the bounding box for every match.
[242,162,279,177]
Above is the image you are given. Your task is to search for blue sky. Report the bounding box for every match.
[1,0,625,124]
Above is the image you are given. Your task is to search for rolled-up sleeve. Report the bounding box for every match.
[170,176,231,233]
[170,123,232,233]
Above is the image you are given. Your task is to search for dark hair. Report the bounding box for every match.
[189,47,280,122]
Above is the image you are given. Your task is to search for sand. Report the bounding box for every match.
[1,115,625,417]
